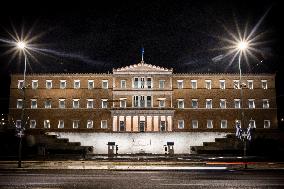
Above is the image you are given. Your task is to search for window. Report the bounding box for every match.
[101,120,107,129]
[87,99,94,108]
[159,80,165,89]
[73,120,79,129]
[177,80,183,89]
[30,120,36,128]
[120,121,125,131]
[45,99,51,108]
[192,120,198,129]
[134,78,139,88]
[120,99,126,108]
[44,120,50,128]
[247,80,253,89]
[261,80,267,89]
[263,99,269,109]
[206,99,212,109]
[133,96,139,107]
[88,80,94,89]
[233,80,240,89]
[192,99,198,108]
[221,120,227,129]
[264,120,270,128]
[141,78,145,88]
[73,99,80,108]
[207,120,213,128]
[249,119,256,128]
[60,80,66,89]
[59,99,65,109]
[178,120,184,129]
[120,80,126,89]
[31,99,37,109]
[87,120,93,128]
[159,99,165,107]
[16,120,21,128]
[177,99,184,108]
[220,99,226,109]
[147,78,152,88]
[102,80,108,89]
[18,80,24,89]
[17,99,23,109]
[147,96,152,108]
[219,80,225,89]
[191,80,197,89]
[205,80,211,89]
[248,99,255,109]
[46,80,52,89]
[234,99,241,109]
[58,120,64,128]
[140,96,145,107]
[133,96,151,107]
[32,80,38,89]
[74,80,80,89]
[160,121,166,131]
[102,99,108,108]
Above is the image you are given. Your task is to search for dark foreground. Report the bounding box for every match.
[1,169,284,189]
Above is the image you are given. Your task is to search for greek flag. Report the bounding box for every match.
[235,122,242,139]
[247,124,252,141]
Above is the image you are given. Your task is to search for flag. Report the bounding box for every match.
[141,47,144,61]
[235,122,242,139]
[247,124,253,141]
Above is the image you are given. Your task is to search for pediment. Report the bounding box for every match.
[113,61,173,74]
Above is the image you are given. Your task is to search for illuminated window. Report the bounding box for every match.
[263,99,269,109]
[264,120,270,128]
[87,99,94,108]
[207,120,213,128]
[177,80,183,89]
[247,80,253,89]
[192,99,198,108]
[249,119,256,128]
[58,120,64,128]
[87,120,93,128]
[220,99,226,109]
[88,80,94,89]
[205,80,211,89]
[17,99,23,109]
[46,80,52,89]
[178,120,184,129]
[18,80,24,89]
[192,120,198,129]
[32,80,38,89]
[73,99,80,108]
[101,120,107,129]
[233,80,240,89]
[261,80,267,89]
[30,120,36,128]
[221,120,227,128]
[102,80,108,89]
[206,99,212,109]
[44,120,50,128]
[16,120,21,128]
[74,80,80,89]
[73,120,79,128]
[60,80,66,89]
[191,80,197,89]
[234,99,241,109]
[59,99,65,108]
[102,99,108,108]
[45,100,51,108]
[31,99,37,109]
[219,80,225,89]
[248,99,255,109]
[177,99,184,108]
[121,80,126,88]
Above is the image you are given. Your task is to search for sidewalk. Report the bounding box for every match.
[1,160,284,170]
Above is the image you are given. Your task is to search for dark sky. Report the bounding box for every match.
[0,0,283,116]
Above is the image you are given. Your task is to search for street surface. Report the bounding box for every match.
[1,169,284,188]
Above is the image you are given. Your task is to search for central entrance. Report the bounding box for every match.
[139,121,145,132]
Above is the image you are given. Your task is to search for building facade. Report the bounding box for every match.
[9,61,277,154]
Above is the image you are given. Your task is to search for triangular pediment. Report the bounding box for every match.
[113,61,173,74]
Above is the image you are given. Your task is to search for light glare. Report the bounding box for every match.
[237,41,248,51]
[17,41,26,50]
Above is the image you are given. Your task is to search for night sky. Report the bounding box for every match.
[0,0,283,120]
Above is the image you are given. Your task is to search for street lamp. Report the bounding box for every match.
[16,40,28,168]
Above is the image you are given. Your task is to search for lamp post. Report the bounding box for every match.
[16,41,27,168]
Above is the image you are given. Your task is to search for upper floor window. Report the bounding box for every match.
[191,80,197,89]
[59,99,65,109]
[120,80,126,89]
[192,99,198,108]
[133,77,152,88]
[219,80,225,89]
[248,99,255,109]
[120,98,127,108]
[158,98,165,108]
[206,99,212,109]
[147,96,152,108]
[45,99,52,108]
[159,80,165,89]
[58,120,64,129]
[264,120,270,128]
[247,80,253,89]
[46,80,52,89]
[234,99,241,109]
[207,120,213,128]
[18,80,24,89]
[178,120,184,129]
[205,80,211,89]
[87,120,93,128]
[102,99,108,108]
[263,99,269,109]
[44,120,50,128]
[261,80,268,89]
[192,120,198,129]
[73,120,79,128]
[177,80,183,89]
[87,99,94,109]
[101,120,108,129]
[249,119,256,128]
[233,80,240,89]
[147,78,152,88]
[17,99,23,109]
[32,80,38,89]
[30,120,36,128]
[221,120,227,128]
[88,80,94,89]
[16,120,21,128]
[102,80,108,89]
[60,80,66,89]
[133,96,151,108]
[73,99,80,108]
[220,99,226,109]
[177,99,184,108]
[31,99,37,109]
[74,80,80,89]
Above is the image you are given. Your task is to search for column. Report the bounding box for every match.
[153,116,159,131]
[113,116,117,131]
[133,116,138,131]
[146,116,152,131]
[126,116,131,131]
[167,116,172,131]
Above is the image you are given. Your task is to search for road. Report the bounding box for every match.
[1,169,284,188]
